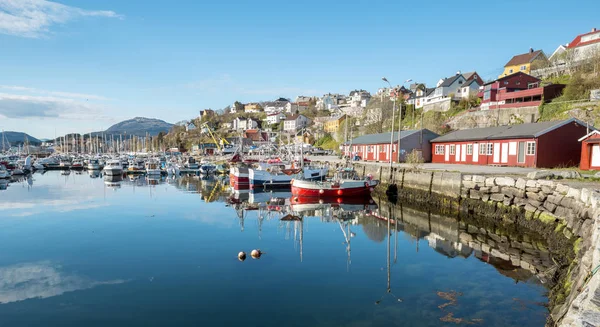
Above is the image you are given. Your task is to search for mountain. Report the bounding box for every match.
[0,131,42,146]
[101,117,174,137]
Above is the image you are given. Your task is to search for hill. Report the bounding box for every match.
[101,117,174,137]
[0,131,42,146]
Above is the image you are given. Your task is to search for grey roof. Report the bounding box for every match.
[431,119,583,143]
[425,88,435,96]
[264,101,288,107]
[349,129,439,145]
[463,79,479,87]
[439,75,463,87]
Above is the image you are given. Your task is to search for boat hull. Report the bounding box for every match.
[291,179,378,198]
[103,168,123,175]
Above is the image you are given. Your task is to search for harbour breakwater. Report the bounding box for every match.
[336,162,600,327]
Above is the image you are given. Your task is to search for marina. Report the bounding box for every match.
[0,170,550,326]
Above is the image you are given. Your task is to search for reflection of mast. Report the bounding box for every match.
[376,213,402,305]
[338,219,352,271]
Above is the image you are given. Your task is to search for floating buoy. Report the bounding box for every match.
[337,190,343,196]
[251,249,262,259]
[319,189,324,194]
[238,251,247,261]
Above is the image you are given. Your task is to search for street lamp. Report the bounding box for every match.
[382,77,396,171]
[397,79,412,162]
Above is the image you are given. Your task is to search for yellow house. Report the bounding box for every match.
[244,103,262,113]
[324,115,346,133]
[499,49,547,78]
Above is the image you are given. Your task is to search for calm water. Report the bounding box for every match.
[0,171,549,326]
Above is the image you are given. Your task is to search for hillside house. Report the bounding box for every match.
[423,73,467,111]
[284,114,311,132]
[324,115,346,133]
[186,122,197,132]
[263,101,289,113]
[285,102,308,113]
[244,103,263,113]
[479,72,565,110]
[430,119,587,168]
[232,117,259,131]
[266,112,286,125]
[499,49,548,77]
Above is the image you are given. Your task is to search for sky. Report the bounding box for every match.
[0,0,599,139]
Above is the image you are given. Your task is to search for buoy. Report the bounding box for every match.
[319,199,324,204]
[337,190,343,196]
[238,251,246,261]
[337,198,343,204]
[251,249,262,259]
[319,189,324,194]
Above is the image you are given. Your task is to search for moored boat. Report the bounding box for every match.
[103,160,123,175]
[145,159,162,176]
[87,159,101,170]
[291,167,378,198]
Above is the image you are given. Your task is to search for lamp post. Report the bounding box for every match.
[382,77,396,171]
[396,79,412,162]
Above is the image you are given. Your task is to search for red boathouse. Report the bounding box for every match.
[430,119,588,168]
[579,130,600,170]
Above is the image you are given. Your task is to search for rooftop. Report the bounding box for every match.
[504,49,544,67]
[349,129,438,145]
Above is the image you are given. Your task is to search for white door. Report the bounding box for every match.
[461,144,466,162]
[473,144,479,162]
[445,145,449,162]
[501,143,508,163]
[592,145,600,167]
[493,143,500,163]
[455,144,460,161]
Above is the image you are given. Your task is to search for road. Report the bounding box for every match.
[306,155,538,175]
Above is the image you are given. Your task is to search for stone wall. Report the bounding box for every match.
[446,106,539,130]
[423,97,452,112]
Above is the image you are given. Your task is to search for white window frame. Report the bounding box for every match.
[466,144,473,155]
[520,65,527,71]
[449,145,456,155]
[487,143,493,155]
[526,142,536,155]
[435,145,445,155]
[479,143,487,155]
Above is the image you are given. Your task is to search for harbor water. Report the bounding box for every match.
[0,171,550,326]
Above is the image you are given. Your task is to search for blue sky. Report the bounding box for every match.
[0,0,598,138]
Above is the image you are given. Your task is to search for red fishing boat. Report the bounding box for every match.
[291,167,378,198]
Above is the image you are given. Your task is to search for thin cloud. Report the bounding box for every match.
[0,0,123,38]
[0,85,112,101]
[0,93,108,120]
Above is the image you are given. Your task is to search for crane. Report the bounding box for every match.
[201,123,229,153]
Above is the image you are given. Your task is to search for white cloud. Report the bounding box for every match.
[0,85,112,101]
[0,0,123,38]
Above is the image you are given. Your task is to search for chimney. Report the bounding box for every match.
[529,48,534,53]
[593,27,598,32]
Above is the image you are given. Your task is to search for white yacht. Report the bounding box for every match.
[103,160,123,175]
[0,165,11,179]
[87,159,101,170]
[145,159,162,176]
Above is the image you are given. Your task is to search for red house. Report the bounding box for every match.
[479,72,565,110]
[430,119,588,168]
[579,130,600,170]
[345,129,439,163]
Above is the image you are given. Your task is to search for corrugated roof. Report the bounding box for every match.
[349,129,437,145]
[432,119,581,143]
[505,50,544,67]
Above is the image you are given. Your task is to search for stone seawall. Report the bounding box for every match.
[346,162,600,326]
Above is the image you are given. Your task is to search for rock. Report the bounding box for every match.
[510,256,521,266]
[485,178,496,187]
[459,232,473,243]
[495,177,516,187]
[527,170,554,180]
[555,206,573,218]
[525,187,541,193]
[567,187,582,199]
[481,194,490,202]
[591,191,600,209]
[524,204,537,213]
[462,175,473,181]
[490,186,500,193]
[543,202,557,213]
[467,225,478,234]
[469,190,482,200]
[526,191,547,202]
[547,194,564,205]
[555,183,570,195]
[580,219,593,238]
[563,228,573,239]
[479,227,487,235]
[526,180,537,188]
[515,178,527,190]
[478,187,491,194]
[462,181,475,189]
[561,197,575,208]
[473,175,486,183]
[540,185,554,195]
[581,188,592,205]
[528,199,543,208]
[537,180,555,187]
[502,187,525,198]
[490,193,505,202]
[520,260,534,272]
[488,233,502,243]
[513,197,527,207]
[491,248,510,261]
[481,244,491,253]
[503,198,513,206]
[555,171,582,179]
[468,241,482,251]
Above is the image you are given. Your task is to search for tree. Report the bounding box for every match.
[234,101,244,112]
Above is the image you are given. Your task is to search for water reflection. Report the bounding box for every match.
[0,261,127,304]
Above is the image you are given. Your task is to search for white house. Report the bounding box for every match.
[266,112,286,125]
[295,96,312,103]
[284,114,311,132]
[263,101,289,113]
[232,117,259,131]
[460,79,481,99]
[230,102,238,113]
[426,73,467,103]
[285,102,308,113]
[348,90,371,108]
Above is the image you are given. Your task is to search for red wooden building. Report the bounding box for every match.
[430,119,588,168]
[579,130,600,170]
[344,129,439,163]
[479,72,565,110]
